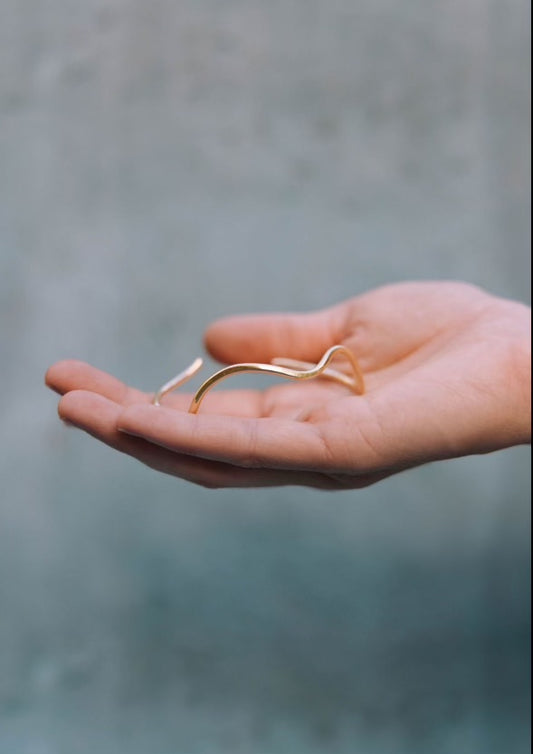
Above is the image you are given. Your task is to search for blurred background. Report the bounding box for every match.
[0,0,530,752]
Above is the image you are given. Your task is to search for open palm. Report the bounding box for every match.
[46,282,530,489]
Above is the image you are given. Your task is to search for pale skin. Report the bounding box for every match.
[45,282,531,490]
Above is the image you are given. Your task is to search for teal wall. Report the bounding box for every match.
[0,1,530,752]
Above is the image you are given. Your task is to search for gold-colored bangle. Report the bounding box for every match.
[152,344,365,414]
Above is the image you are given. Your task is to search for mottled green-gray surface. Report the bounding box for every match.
[0,1,530,752]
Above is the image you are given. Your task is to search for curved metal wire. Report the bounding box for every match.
[152,345,365,414]
[152,357,203,407]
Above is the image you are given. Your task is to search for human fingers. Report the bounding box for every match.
[46,359,146,403]
[204,304,348,364]
[57,390,384,489]
[203,282,492,377]
[46,360,264,417]
[117,402,341,471]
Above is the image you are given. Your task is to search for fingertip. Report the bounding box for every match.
[45,360,66,389]
[57,388,83,421]
[57,388,113,423]
[203,313,301,363]
[203,316,250,363]
[45,359,90,393]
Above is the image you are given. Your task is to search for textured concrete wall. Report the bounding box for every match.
[0,1,530,752]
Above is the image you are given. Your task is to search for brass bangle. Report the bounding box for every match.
[152,345,365,414]
[152,357,204,407]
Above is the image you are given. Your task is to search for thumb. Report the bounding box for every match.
[204,306,347,364]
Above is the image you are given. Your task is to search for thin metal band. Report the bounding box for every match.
[152,357,204,407]
[152,345,365,414]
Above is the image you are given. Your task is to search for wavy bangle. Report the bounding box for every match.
[152,344,365,414]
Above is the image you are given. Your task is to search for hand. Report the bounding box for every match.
[45,282,531,489]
